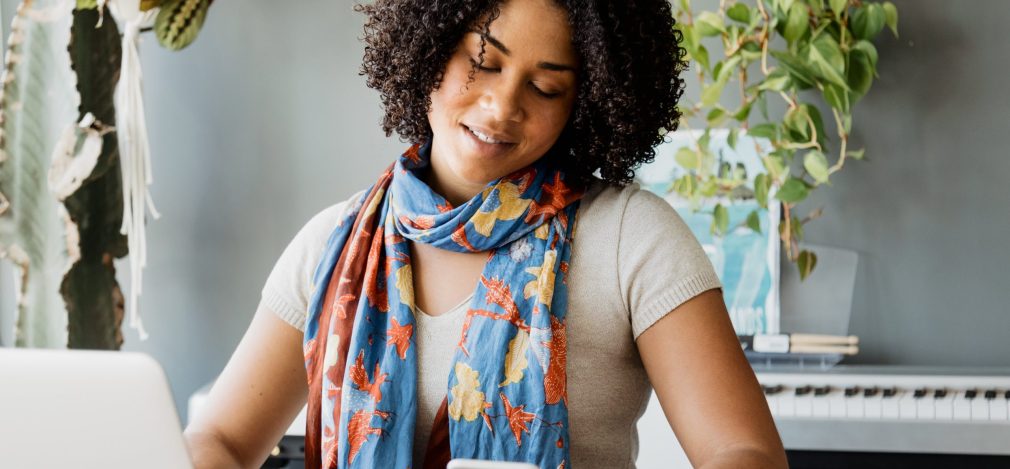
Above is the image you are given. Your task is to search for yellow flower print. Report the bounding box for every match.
[449,362,486,422]
[524,250,557,310]
[499,329,531,387]
[472,181,532,237]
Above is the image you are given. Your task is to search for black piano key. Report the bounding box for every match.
[844,386,860,397]
[984,389,997,400]
[913,388,927,398]
[814,386,832,396]
[882,387,898,398]
[863,387,879,397]
[934,389,948,399]
[795,385,812,396]
[762,385,784,395]
[965,389,978,399]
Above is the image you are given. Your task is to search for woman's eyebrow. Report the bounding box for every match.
[469,31,576,73]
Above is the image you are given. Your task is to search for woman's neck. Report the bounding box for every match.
[423,146,487,208]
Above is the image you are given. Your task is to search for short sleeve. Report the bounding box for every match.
[618,187,723,338]
[259,192,363,332]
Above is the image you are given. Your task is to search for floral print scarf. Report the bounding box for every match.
[303,142,582,468]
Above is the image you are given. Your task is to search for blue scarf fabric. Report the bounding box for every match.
[302,142,583,468]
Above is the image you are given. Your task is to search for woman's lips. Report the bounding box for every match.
[461,124,516,158]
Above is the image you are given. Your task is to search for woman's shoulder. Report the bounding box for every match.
[579,177,681,227]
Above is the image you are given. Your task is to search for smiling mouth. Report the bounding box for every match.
[464,124,514,145]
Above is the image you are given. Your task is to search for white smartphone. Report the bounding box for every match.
[446,459,539,469]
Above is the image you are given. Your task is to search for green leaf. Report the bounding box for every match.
[847,48,874,97]
[758,70,792,92]
[746,209,763,233]
[852,40,879,70]
[777,177,810,203]
[822,83,849,113]
[762,152,787,181]
[728,128,739,150]
[784,105,810,141]
[847,148,866,160]
[727,3,752,24]
[716,55,743,82]
[701,78,727,107]
[700,178,719,197]
[851,3,886,40]
[829,0,847,18]
[882,1,899,37]
[754,173,770,208]
[733,100,753,121]
[678,0,691,14]
[694,45,711,73]
[770,49,817,88]
[808,33,850,90]
[783,3,809,43]
[155,0,212,51]
[675,147,701,170]
[672,174,697,196]
[803,150,830,184]
[748,123,778,140]
[712,203,730,235]
[696,11,726,37]
[797,249,818,280]
[706,107,728,126]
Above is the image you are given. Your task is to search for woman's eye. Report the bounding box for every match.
[531,84,561,99]
[471,57,499,72]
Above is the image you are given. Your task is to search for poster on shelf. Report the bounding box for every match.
[636,129,781,335]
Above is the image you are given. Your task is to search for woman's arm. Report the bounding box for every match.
[636,289,788,469]
[184,305,308,469]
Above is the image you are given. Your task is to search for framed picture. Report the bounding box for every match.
[636,129,781,334]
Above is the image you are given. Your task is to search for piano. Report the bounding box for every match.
[758,366,1010,468]
[192,366,1010,468]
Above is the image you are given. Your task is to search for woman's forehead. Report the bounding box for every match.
[469,0,577,64]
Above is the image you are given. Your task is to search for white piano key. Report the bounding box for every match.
[898,394,918,419]
[934,396,954,420]
[777,395,796,417]
[812,397,830,418]
[881,395,901,419]
[916,398,935,419]
[864,396,883,419]
[971,397,989,420]
[829,395,847,418]
[845,396,864,418]
[989,398,1008,421]
[795,396,814,417]
[953,392,972,420]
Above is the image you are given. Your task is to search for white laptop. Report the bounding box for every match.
[0,348,193,469]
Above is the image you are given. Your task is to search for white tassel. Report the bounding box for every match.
[115,8,159,341]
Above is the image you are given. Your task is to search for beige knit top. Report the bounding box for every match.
[260,180,722,468]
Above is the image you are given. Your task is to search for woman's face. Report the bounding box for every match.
[426,0,578,204]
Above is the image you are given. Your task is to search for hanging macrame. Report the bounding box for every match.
[0,0,212,349]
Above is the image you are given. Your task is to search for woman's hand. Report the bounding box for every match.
[184,306,308,468]
[636,289,788,469]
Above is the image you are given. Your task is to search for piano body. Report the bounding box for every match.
[638,365,1010,468]
[191,366,1010,468]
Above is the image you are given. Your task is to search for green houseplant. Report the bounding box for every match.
[668,0,898,280]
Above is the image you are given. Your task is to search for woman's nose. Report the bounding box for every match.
[479,79,524,123]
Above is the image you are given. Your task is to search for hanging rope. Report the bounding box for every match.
[115,7,159,341]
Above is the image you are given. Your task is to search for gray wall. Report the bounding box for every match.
[1,0,1008,427]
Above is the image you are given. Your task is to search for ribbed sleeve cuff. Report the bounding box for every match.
[632,270,724,339]
[260,291,307,332]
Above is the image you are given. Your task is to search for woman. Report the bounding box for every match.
[184,0,787,468]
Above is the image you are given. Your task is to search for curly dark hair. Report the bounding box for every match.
[354,0,688,186]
